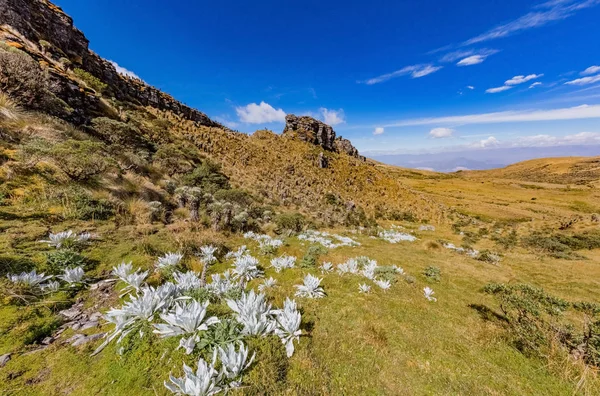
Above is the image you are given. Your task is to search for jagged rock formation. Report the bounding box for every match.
[0,0,223,127]
[282,114,363,159]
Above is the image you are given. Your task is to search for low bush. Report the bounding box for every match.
[181,159,230,193]
[300,245,328,268]
[274,213,305,234]
[73,68,107,94]
[423,266,441,282]
[521,230,600,259]
[45,249,87,274]
[0,47,47,107]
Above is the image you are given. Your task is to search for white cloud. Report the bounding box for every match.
[467,86,475,90]
[429,128,455,138]
[463,0,600,45]
[373,127,385,135]
[440,48,499,63]
[108,60,140,79]
[457,55,486,66]
[475,136,500,148]
[582,65,600,75]
[486,86,513,94]
[565,74,600,86]
[235,101,286,124]
[505,74,543,85]
[361,64,443,84]
[383,104,600,127]
[529,82,543,88]
[320,108,345,126]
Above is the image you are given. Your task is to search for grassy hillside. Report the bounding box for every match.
[1,2,600,395]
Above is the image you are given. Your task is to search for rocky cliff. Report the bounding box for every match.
[0,0,223,127]
[282,114,362,159]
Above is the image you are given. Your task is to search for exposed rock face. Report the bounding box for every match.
[283,114,336,151]
[0,0,224,127]
[282,114,362,159]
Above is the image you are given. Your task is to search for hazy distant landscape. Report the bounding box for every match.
[369,144,600,172]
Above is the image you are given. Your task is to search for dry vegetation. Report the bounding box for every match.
[1,32,600,395]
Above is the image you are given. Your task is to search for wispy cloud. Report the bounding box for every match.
[440,48,499,63]
[360,64,443,84]
[467,86,475,90]
[463,0,600,46]
[236,101,286,124]
[486,74,543,93]
[582,65,600,75]
[565,75,600,85]
[505,74,544,85]
[429,128,455,138]
[108,60,140,79]
[486,86,513,94]
[383,104,600,127]
[457,55,486,66]
[530,82,543,88]
[320,108,345,125]
[373,127,385,135]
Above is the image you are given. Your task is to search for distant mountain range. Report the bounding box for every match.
[368,145,600,172]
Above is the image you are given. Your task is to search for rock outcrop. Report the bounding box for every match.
[0,0,224,127]
[282,114,362,159]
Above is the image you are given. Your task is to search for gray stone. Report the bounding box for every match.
[71,333,106,347]
[80,321,99,331]
[41,337,54,345]
[0,353,11,368]
[59,307,82,320]
[65,334,85,345]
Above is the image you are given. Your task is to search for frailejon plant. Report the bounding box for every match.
[7,270,52,289]
[424,287,437,302]
[295,274,326,299]
[320,262,334,273]
[164,354,223,395]
[112,262,148,297]
[226,290,274,336]
[258,277,277,292]
[39,230,92,249]
[154,300,220,354]
[174,271,203,292]
[231,255,263,287]
[374,279,391,291]
[156,252,184,271]
[93,283,180,355]
[270,255,296,273]
[207,270,238,297]
[272,298,302,357]
[164,341,255,395]
[58,266,85,286]
[359,283,371,294]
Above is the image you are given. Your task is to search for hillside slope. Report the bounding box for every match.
[465,156,600,186]
[0,0,445,224]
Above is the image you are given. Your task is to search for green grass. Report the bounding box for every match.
[2,223,598,395]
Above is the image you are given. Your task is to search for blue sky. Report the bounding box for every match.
[56,0,600,155]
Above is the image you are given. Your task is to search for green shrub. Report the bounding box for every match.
[492,229,518,250]
[181,160,230,193]
[521,230,600,259]
[153,144,195,176]
[483,283,569,357]
[0,47,48,107]
[73,68,107,94]
[300,245,328,268]
[274,213,305,234]
[49,139,113,181]
[423,266,441,282]
[91,117,152,150]
[45,249,87,274]
[477,250,501,264]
